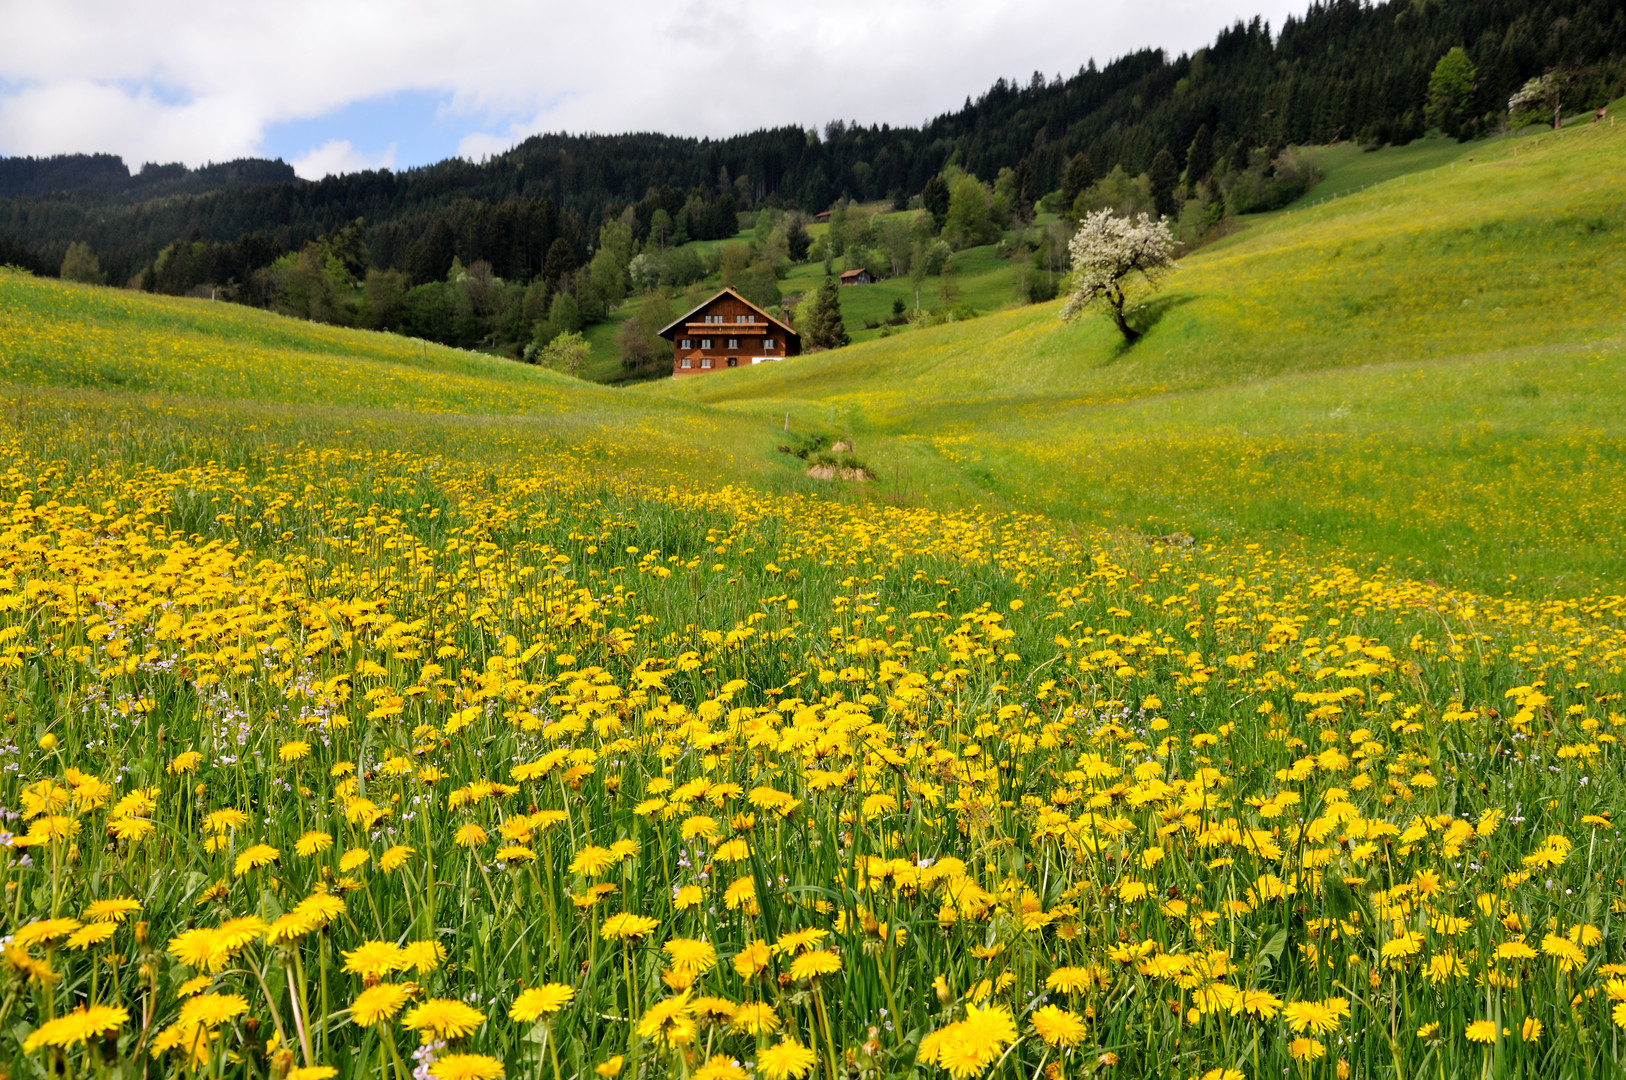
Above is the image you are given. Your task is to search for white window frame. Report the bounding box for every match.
[680,338,691,349]
[764,338,775,351]
[727,338,738,349]
[680,356,691,369]
[701,338,712,349]
[701,356,713,369]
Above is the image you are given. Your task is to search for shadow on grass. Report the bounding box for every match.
[1101,293,1198,362]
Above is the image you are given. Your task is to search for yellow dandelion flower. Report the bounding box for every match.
[343,941,410,981]
[511,983,574,1021]
[13,919,81,949]
[600,913,659,940]
[296,832,334,857]
[233,844,280,877]
[731,1002,780,1035]
[178,993,249,1030]
[788,949,842,981]
[1031,1004,1086,1047]
[733,939,771,978]
[663,938,718,977]
[636,991,697,1048]
[1045,966,1094,993]
[22,1004,129,1053]
[757,1039,818,1080]
[287,1068,340,1080]
[82,897,141,923]
[351,983,417,1026]
[692,1055,747,1080]
[430,1053,505,1080]
[402,998,486,1041]
[401,940,447,974]
[569,845,616,877]
[379,845,415,872]
[294,892,347,926]
[65,922,119,950]
[1283,997,1350,1034]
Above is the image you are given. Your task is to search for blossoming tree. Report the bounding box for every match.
[1060,209,1178,342]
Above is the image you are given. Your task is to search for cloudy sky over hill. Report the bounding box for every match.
[1,0,1308,179]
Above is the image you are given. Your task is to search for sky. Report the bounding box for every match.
[0,0,1312,180]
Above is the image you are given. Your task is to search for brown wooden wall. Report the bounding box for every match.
[668,292,800,377]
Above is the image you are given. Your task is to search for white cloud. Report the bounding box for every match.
[290,138,396,179]
[0,0,1315,170]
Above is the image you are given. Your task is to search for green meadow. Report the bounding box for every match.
[654,118,1626,592]
[4,110,1626,1080]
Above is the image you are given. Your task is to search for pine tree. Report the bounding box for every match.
[1185,125,1215,187]
[1149,149,1180,220]
[1060,153,1096,216]
[801,276,849,351]
[921,176,950,232]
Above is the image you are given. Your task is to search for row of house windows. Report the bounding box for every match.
[700,314,758,324]
[679,338,775,351]
[680,356,743,369]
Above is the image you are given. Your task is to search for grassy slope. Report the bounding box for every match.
[5,120,1625,592]
[647,120,1626,591]
[0,269,800,486]
[582,213,1032,377]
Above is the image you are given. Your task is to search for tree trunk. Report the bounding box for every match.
[1109,291,1140,342]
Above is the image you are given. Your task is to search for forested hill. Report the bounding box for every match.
[2,0,1622,288]
[0,155,296,201]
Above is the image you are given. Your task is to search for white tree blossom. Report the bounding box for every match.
[1060,209,1178,341]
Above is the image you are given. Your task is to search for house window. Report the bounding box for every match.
[701,357,713,369]
[680,338,691,349]
[727,357,738,368]
[680,357,691,369]
[727,338,738,349]
[745,314,755,323]
[701,339,712,349]
[764,339,775,351]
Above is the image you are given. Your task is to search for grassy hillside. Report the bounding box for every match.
[654,118,1626,590]
[2,114,1626,1080]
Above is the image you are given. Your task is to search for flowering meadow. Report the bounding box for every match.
[3,121,1626,1078]
[2,383,1624,1080]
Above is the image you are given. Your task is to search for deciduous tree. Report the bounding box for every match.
[60,241,105,285]
[1060,210,1177,343]
[1426,47,1478,136]
[536,330,590,377]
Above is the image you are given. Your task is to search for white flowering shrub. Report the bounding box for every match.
[1060,209,1178,341]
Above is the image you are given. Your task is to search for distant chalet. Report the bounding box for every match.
[838,268,873,286]
[659,287,800,377]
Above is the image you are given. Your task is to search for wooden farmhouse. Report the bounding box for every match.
[658,287,800,377]
[838,268,873,286]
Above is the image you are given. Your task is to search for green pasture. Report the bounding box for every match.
[648,118,1626,592]
[4,117,1625,596]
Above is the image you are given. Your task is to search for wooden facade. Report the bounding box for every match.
[658,287,801,377]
